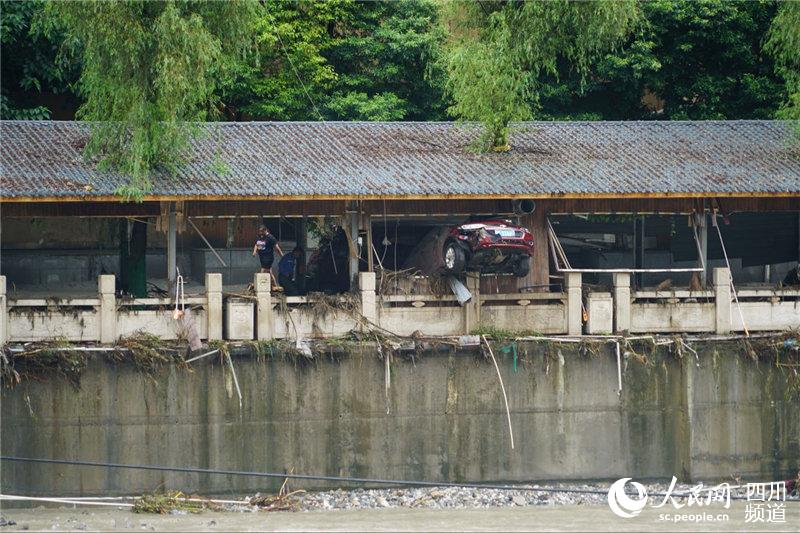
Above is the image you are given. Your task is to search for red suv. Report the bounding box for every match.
[443,219,533,277]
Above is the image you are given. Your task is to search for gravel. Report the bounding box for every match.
[234,480,793,512]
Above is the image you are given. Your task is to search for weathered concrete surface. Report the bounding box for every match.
[2,341,798,496]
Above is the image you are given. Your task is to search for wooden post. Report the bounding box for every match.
[365,214,374,272]
[349,204,360,289]
[519,203,549,292]
[0,276,6,345]
[98,275,117,344]
[226,218,236,249]
[299,215,308,294]
[634,216,645,287]
[206,273,223,340]
[255,272,272,340]
[696,212,708,288]
[167,202,177,287]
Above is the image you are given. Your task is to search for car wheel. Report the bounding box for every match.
[443,241,466,274]
[513,256,530,278]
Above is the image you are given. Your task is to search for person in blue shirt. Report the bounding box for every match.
[278,246,304,296]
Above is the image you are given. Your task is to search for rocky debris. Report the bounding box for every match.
[228,480,795,513]
[0,516,16,527]
[292,484,606,511]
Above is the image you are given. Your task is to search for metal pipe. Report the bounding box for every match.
[187,217,227,267]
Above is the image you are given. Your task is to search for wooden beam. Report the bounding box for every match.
[518,201,550,292]
[3,191,799,203]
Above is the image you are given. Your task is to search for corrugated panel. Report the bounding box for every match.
[1,120,799,199]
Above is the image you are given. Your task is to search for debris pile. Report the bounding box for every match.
[132,491,217,514]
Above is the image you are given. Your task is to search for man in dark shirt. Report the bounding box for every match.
[278,246,304,296]
[252,226,283,275]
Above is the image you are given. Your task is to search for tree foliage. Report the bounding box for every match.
[0,0,76,120]
[766,0,800,120]
[39,0,261,199]
[439,0,639,149]
[220,0,445,122]
[1,0,796,193]
[537,0,786,121]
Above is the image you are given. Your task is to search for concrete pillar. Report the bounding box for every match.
[565,272,582,336]
[359,272,377,328]
[613,272,631,334]
[464,275,481,334]
[206,273,223,340]
[255,272,273,340]
[167,203,177,287]
[0,276,6,345]
[713,267,732,334]
[98,275,117,344]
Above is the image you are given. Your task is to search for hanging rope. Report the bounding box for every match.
[713,217,749,337]
[173,268,185,320]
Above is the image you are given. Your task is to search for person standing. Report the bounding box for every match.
[252,225,283,279]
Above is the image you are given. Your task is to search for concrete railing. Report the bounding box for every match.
[599,267,800,335]
[2,267,798,344]
[252,272,572,339]
[1,274,223,344]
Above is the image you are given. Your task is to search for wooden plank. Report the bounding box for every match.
[4,197,799,218]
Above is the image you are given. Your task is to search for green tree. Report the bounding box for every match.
[766,0,800,120]
[536,1,786,121]
[0,0,77,119]
[220,0,446,122]
[439,0,639,149]
[40,0,261,199]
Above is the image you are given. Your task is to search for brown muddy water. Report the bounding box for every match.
[1,502,796,532]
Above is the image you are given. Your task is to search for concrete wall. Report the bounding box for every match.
[2,341,798,496]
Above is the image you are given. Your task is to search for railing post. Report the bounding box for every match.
[714,267,732,334]
[206,273,223,340]
[566,272,582,335]
[98,274,116,344]
[359,272,377,330]
[255,272,273,340]
[613,272,631,334]
[0,276,7,345]
[464,274,481,334]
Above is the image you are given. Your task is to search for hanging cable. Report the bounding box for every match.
[263,10,326,122]
[0,456,783,501]
[713,216,749,336]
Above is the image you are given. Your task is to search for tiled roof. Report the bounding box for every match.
[1,120,798,199]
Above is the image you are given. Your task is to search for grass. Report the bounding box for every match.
[133,490,215,514]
